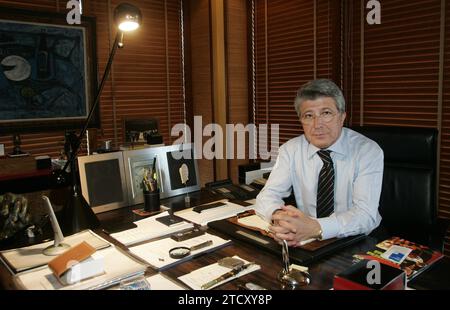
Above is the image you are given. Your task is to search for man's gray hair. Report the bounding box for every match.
[294,79,345,115]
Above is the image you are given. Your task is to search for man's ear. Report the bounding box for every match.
[340,112,347,125]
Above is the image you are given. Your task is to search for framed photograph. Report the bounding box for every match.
[0,6,98,133]
[160,143,200,198]
[123,147,163,206]
[122,144,201,205]
[78,152,129,214]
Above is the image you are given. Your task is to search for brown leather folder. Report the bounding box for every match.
[227,210,337,251]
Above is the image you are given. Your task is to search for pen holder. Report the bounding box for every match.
[143,189,160,212]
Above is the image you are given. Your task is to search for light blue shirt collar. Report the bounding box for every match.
[306,128,348,160]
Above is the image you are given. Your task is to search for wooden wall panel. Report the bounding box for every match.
[189,0,214,186]
[225,0,249,184]
[210,0,227,181]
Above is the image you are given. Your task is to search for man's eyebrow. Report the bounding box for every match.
[301,109,314,114]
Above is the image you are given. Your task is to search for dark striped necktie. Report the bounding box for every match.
[316,150,334,218]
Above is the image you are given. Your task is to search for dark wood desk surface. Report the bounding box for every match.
[0,189,419,290]
[0,156,56,194]
[96,190,379,290]
[0,156,51,181]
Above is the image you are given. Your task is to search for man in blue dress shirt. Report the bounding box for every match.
[255,79,384,247]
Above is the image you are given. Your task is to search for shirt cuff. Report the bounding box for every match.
[316,216,339,240]
[255,205,280,223]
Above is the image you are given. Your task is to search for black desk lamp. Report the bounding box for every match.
[54,3,142,234]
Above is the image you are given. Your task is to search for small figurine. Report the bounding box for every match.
[0,193,34,240]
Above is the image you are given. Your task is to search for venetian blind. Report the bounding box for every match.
[349,0,441,127]
[0,0,186,157]
[252,0,339,151]
[89,0,185,146]
[345,0,449,255]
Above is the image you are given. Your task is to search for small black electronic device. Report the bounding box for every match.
[155,214,184,226]
[205,179,257,201]
[192,202,226,213]
[170,228,205,242]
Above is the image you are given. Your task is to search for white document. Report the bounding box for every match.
[178,256,260,290]
[15,246,146,290]
[60,252,105,285]
[146,273,186,290]
[109,273,187,290]
[237,214,270,232]
[0,230,110,274]
[129,232,232,270]
[245,198,256,205]
[175,201,253,226]
[110,211,193,246]
[245,169,267,185]
[147,273,186,291]
[236,214,314,246]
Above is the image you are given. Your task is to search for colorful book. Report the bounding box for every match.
[353,236,444,280]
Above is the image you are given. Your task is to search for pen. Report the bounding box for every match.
[149,179,156,192]
[150,156,158,192]
[201,262,254,290]
[151,156,157,180]
[143,170,151,191]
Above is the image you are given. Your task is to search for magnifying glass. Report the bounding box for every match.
[169,240,213,259]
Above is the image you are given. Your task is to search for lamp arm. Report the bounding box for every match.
[62,30,123,173]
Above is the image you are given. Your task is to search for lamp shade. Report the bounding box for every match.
[114,3,142,31]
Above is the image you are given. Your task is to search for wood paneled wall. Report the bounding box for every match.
[225,0,249,183]
[188,0,214,186]
[187,0,250,185]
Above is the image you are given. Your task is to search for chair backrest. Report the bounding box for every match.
[351,126,438,246]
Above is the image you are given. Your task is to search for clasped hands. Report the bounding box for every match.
[269,205,322,247]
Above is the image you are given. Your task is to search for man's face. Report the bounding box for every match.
[299,97,346,149]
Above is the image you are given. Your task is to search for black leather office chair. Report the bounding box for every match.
[352,126,448,251]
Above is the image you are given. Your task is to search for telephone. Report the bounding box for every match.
[205,179,258,201]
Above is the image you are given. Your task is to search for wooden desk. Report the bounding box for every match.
[0,189,435,290]
[97,190,378,290]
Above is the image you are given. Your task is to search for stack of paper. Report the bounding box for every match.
[0,230,110,274]
[110,211,194,246]
[129,232,232,270]
[15,246,147,290]
[178,256,260,290]
[175,201,254,226]
[145,273,186,290]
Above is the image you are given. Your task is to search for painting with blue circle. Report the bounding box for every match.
[0,19,88,121]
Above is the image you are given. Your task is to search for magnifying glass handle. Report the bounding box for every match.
[190,240,213,251]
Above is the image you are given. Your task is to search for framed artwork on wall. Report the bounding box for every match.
[0,6,98,134]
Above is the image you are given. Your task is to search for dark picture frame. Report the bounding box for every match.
[0,6,98,134]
